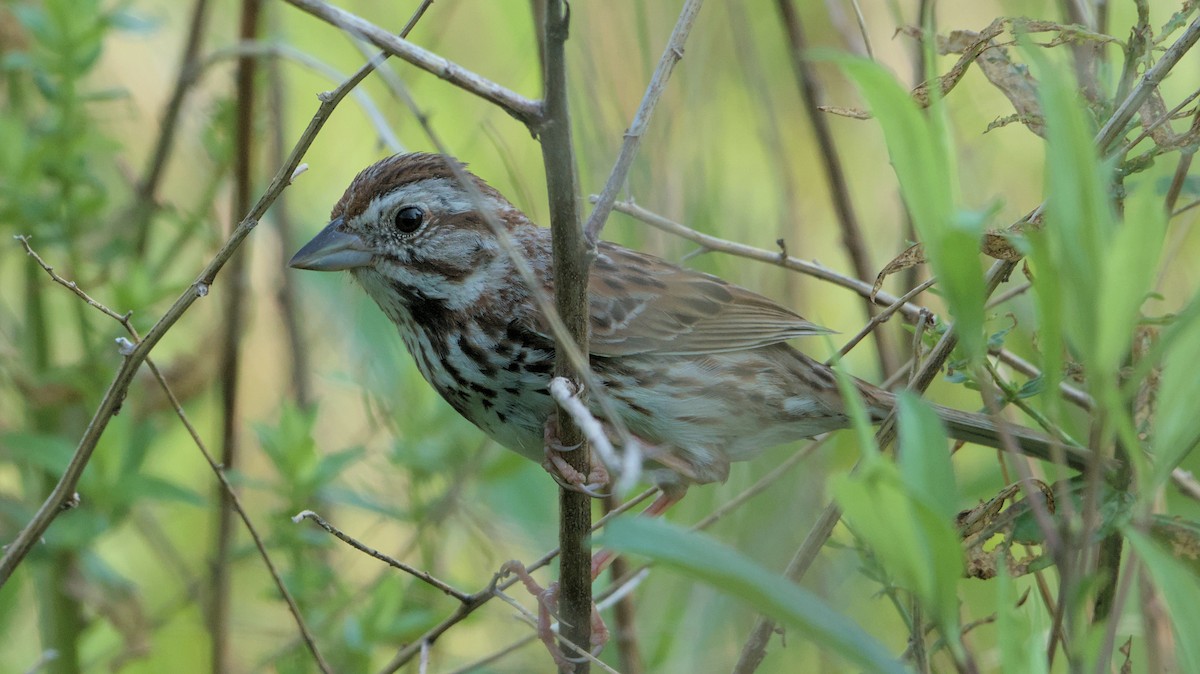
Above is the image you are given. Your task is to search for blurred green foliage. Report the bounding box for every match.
[0,1,1198,673]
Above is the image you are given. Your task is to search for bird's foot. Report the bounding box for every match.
[543,418,611,497]
[500,560,608,673]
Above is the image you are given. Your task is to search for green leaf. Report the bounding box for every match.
[833,55,987,362]
[1127,530,1200,672]
[896,392,958,522]
[119,474,206,508]
[1153,298,1200,485]
[0,431,74,472]
[996,567,1050,674]
[599,518,908,674]
[1148,516,1200,576]
[1094,186,1166,379]
[835,461,963,641]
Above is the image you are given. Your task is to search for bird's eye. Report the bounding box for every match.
[394,206,424,233]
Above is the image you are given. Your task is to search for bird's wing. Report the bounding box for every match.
[534,242,832,357]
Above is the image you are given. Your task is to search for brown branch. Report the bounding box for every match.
[0,0,401,607]
[609,199,929,317]
[404,429,830,673]
[210,4,261,670]
[281,0,541,127]
[377,490,658,673]
[536,1,593,670]
[129,0,213,254]
[1097,17,1200,154]
[583,0,705,242]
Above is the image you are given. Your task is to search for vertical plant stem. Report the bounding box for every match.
[24,262,82,674]
[211,2,260,671]
[775,0,900,377]
[539,1,592,670]
[266,13,313,408]
[130,0,213,254]
[605,496,644,674]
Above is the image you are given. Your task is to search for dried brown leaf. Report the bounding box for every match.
[981,231,1024,261]
[958,480,1055,579]
[872,243,926,300]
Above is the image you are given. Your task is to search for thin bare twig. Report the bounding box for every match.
[293,510,472,601]
[0,0,416,619]
[831,278,937,363]
[583,0,705,242]
[1097,17,1200,154]
[281,0,541,127]
[609,199,930,319]
[378,489,658,673]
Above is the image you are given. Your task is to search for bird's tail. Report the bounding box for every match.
[929,402,1100,472]
[865,387,1099,472]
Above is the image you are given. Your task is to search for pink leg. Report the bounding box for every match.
[501,561,574,672]
[591,488,685,578]
[500,560,610,672]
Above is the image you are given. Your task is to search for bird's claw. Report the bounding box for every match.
[499,560,608,673]
[542,418,611,498]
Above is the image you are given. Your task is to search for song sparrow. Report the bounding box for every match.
[290,152,1078,493]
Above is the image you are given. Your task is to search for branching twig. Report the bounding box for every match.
[0,0,424,635]
[281,0,541,127]
[377,489,658,673]
[293,510,472,601]
[583,0,705,242]
[609,198,930,318]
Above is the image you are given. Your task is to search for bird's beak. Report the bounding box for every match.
[289,218,374,271]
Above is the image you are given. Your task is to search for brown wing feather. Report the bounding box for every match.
[577,242,831,357]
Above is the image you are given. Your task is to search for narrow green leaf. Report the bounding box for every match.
[835,462,963,639]
[1153,296,1200,485]
[119,474,206,508]
[1127,530,1200,672]
[599,518,909,674]
[896,391,958,522]
[833,55,986,361]
[996,567,1050,674]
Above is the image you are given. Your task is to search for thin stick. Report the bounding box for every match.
[1095,17,1200,154]
[610,199,930,319]
[281,0,541,127]
[583,0,705,242]
[831,278,937,363]
[377,489,658,673]
[293,510,472,601]
[537,2,593,668]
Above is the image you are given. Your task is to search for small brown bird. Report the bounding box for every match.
[290,153,1076,495]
